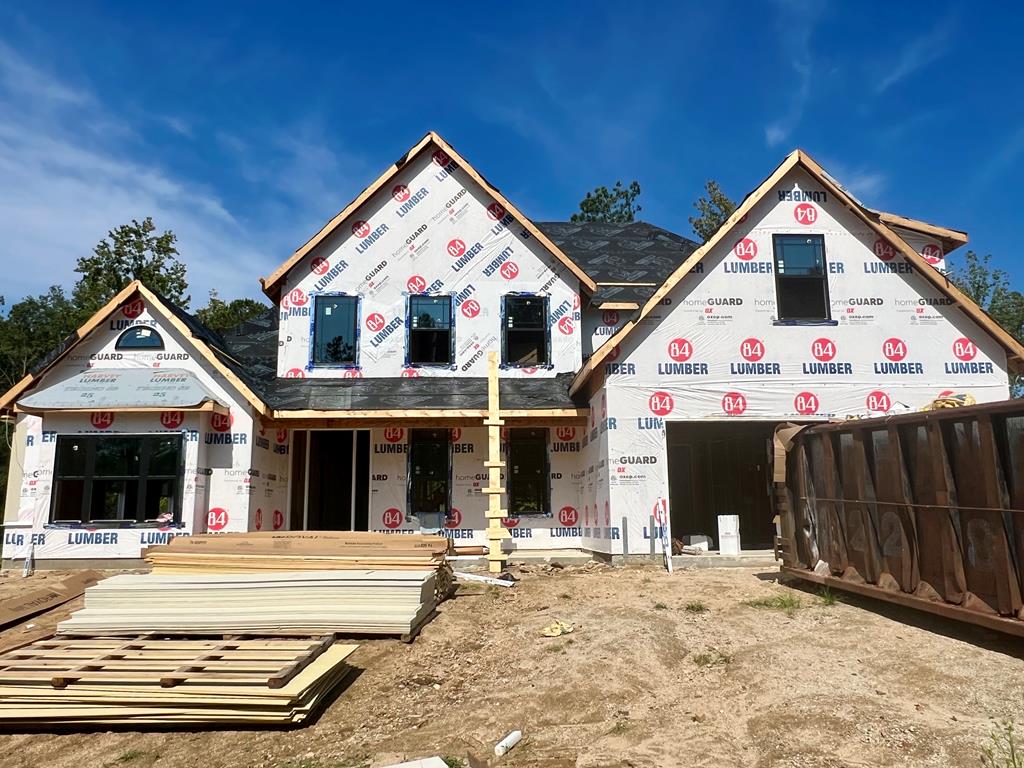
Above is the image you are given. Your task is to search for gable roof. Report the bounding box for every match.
[570,149,1024,398]
[260,131,597,301]
[0,281,270,418]
[872,210,968,255]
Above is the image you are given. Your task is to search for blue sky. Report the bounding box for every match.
[1,1,1022,308]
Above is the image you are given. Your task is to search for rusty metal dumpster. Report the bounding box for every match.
[775,400,1024,637]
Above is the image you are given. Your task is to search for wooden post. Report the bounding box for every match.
[483,352,509,573]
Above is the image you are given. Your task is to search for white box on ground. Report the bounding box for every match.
[682,534,711,551]
[718,515,741,556]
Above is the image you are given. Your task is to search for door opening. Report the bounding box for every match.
[292,430,370,530]
[408,428,451,528]
[666,421,777,550]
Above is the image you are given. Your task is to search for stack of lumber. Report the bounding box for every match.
[0,636,357,727]
[57,570,438,638]
[143,531,452,574]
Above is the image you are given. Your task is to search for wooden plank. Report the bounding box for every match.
[266,636,333,689]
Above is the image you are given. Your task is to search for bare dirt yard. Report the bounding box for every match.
[0,562,1021,768]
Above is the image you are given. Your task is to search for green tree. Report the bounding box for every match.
[571,180,642,224]
[0,217,188,502]
[0,286,82,502]
[948,250,1024,395]
[194,290,269,334]
[72,217,188,315]
[0,287,80,392]
[689,180,737,242]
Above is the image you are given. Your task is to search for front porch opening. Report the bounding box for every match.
[289,429,370,531]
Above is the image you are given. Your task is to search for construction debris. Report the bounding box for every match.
[0,636,357,727]
[0,571,102,630]
[454,571,516,588]
[57,570,439,638]
[494,730,523,756]
[539,620,574,637]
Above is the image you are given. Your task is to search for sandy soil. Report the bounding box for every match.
[0,562,1021,768]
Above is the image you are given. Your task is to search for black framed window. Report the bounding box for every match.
[773,234,831,321]
[312,294,358,366]
[408,429,450,518]
[408,295,453,365]
[115,326,164,350]
[502,295,549,366]
[51,434,183,526]
[507,428,550,516]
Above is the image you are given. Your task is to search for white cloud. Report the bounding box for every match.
[0,38,330,307]
[875,15,955,94]
[966,123,1024,193]
[817,157,888,205]
[763,1,823,148]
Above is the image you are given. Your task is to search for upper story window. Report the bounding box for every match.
[116,327,164,350]
[312,294,358,367]
[502,295,549,367]
[773,234,831,322]
[408,295,453,366]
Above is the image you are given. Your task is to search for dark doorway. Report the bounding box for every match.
[299,430,370,530]
[666,421,778,550]
[408,428,451,521]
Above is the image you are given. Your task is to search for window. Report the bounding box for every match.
[408,295,453,365]
[408,429,450,520]
[51,435,183,525]
[507,428,550,516]
[773,234,831,322]
[115,327,164,350]
[312,294,358,366]
[502,295,549,366]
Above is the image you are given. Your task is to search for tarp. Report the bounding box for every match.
[18,368,226,412]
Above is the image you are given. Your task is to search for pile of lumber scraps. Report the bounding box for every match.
[143,531,452,573]
[0,571,103,631]
[57,570,439,639]
[0,636,357,727]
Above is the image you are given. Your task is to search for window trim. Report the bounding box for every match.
[500,293,553,369]
[405,428,453,524]
[309,292,361,370]
[115,326,165,351]
[506,427,551,518]
[404,292,456,369]
[771,233,836,325]
[50,433,184,527]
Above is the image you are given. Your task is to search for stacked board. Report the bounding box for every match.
[143,531,452,574]
[0,636,357,727]
[57,571,438,637]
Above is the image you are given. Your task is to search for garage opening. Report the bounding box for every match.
[666,421,778,550]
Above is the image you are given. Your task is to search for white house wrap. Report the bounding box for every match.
[2,134,1019,565]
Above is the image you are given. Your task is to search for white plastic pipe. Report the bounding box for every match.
[494,730,522,756]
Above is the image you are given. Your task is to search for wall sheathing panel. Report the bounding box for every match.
[602,167,1010,553]
[1,299,286,560]
[365,426,588,550]
[277,146,582,379]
